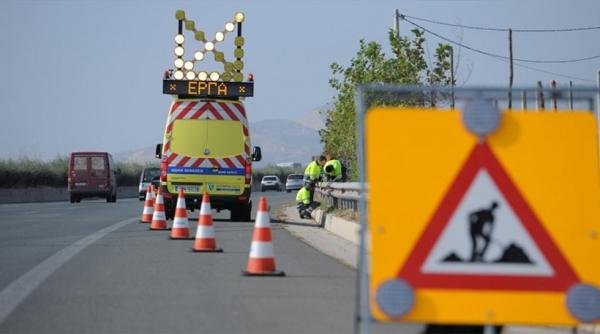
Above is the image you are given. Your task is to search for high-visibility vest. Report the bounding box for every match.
[296,187,311,205]
[324,159,342,179]
[304,161,321,180]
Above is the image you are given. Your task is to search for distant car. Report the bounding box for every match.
[261,176,282,192]
[285,174,304,192]
[67,152,118,203]
[138,167,160,200]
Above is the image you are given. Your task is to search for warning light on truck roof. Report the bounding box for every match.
[174,34,185,44]
[167,10,249,83]
[234,12,245,23]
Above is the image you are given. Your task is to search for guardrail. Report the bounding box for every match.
[315,182,363,212]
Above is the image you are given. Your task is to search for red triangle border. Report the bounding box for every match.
[397,142,579,291]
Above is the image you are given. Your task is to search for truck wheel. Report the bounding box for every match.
[165,199,175,220]
[230,202,252,222]
[238,202,252,222]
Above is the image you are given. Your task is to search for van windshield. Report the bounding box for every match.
[170,119,245,158]
[288,174,303,180]
[143,169,160,182]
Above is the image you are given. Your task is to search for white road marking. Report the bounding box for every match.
[0,217,137,325]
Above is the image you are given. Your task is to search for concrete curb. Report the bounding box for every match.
[279,206,359,269]
[0,186,139,204]
[311,207,370,250]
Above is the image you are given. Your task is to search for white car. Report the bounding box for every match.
[285,174,304,192]
[260,176,282,192]
[138,167,160,200]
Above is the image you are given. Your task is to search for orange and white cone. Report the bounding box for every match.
[140,185,154,223]
[170,188,193,240]
[242,197,285,276]
[149,187,168,230]
[192,193,223,252]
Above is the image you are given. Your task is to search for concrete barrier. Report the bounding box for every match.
[310,207,371,250]
[0,186,139,204]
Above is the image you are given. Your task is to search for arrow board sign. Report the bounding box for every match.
[398,142,579,291]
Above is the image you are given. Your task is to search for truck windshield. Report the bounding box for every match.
[170,119,245,158]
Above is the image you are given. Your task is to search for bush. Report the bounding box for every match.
[0,157,157,188]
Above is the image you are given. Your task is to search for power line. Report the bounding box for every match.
[401,14,600,33]
[401,17,595,83]
[402,17,600,64]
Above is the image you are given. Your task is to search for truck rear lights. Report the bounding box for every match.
[244,162,251,184]
[160,160,168,182]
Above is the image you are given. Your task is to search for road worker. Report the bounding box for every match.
[323,157,343,182]
[304,155,326,201]
[296,181,319,219]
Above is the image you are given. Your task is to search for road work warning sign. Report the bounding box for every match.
[365,108,600,325]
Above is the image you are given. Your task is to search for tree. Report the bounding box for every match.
[320,29,452,180]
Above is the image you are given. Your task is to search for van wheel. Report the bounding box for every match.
[107,191,117,203]
[230,202,252,222]
[287,190,291,193]
[165,199,175,220]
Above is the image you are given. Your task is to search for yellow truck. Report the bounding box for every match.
[156,10,261,221]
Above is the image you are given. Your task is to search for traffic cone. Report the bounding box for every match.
[170,188,194,240]
[140,185,154,223]
[150,187,168,230]
[192,193,223,252]
[242,197,285,276]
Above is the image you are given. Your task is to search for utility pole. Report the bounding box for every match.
[597,70,600,116]
[551,80,558,111]
[450,46,455,109]
[537,81,545,110]
[508,28,514,109]
[521,90,527,110]
[569,81,574,110]
[394,9,400,40]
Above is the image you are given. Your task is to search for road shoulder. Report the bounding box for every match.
[276,206,359,269]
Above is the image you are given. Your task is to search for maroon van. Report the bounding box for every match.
[67,152,118,203]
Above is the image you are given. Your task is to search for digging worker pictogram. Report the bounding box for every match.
[469,201,499,262]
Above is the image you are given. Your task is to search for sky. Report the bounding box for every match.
[0,0,599,160]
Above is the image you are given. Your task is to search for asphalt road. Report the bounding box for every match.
[0,191,359,333]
